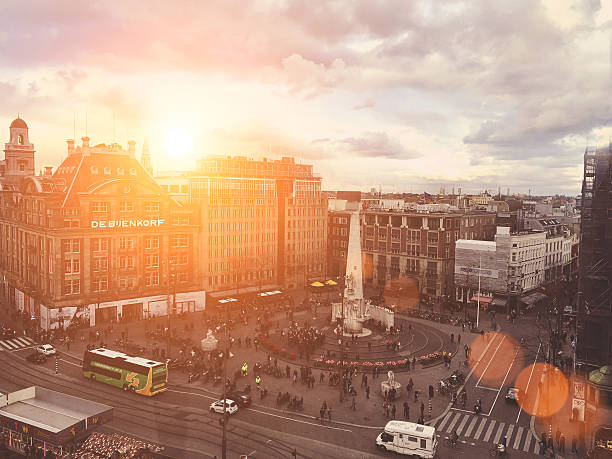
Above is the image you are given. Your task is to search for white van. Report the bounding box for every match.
[376,420,437,457]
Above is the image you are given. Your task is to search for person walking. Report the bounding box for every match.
[403,401,409,420]
[327,407,332,423]
[420,402,424,418]
[540,432,547,455]
[351,396,356,411]
[319,406,325,424]
[391,404,396,419]
[320,372,325,384]
[366,385,370,399]
[559,434,565,453]
[457,334,461,344]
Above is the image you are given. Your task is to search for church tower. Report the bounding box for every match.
[141,139,153,175]
[3,117,35,177]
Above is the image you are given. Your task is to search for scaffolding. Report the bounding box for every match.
[577,143,612,366]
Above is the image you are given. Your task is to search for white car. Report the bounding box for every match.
[36,344,57,356]
[209,399,238,415]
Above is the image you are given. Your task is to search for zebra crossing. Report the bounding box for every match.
[434,409,541,454]
[0,336,35,351]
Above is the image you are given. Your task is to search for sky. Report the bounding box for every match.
[0,0,610,195]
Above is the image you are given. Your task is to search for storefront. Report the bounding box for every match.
[0,386,113,457]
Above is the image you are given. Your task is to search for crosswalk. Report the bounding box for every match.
[0,336,35,351]
[433,409,541,454]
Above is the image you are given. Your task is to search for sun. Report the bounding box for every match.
[165,128,193,157]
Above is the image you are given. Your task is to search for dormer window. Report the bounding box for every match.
[90,166,98,174]
[117,168,124,175]
[129,168,137,176]
[104,167,111,175]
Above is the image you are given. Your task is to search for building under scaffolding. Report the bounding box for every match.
[577,142,612,366]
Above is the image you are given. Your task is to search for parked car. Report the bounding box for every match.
[210,399,238,415]
[26,352,47,364]
[36,344,57,356]
[227,391,252,407]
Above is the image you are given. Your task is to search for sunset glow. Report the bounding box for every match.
[164,128,193,158]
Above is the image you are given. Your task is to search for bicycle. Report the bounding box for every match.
[444,437,458,447]
[489,444,508,456]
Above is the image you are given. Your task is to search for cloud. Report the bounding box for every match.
[336,131,419,159]
[351,98,376,110]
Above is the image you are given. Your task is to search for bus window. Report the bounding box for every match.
[420,439,426,449]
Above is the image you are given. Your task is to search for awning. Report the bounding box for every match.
[490,297,507,308]
[325,280,338,286]
[209,284,280,299]
[258,290,282,297]
[470,295,493,304]
[310,281,325,287]
[521,291,548,305]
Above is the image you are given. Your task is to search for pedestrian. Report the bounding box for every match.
[451,333,454,343]
[548,436,555,455]
[366,385,370,399]
[320,372,325,383]
[540,432,547,455]
[403,401,409,420]
[457,334,461,344]
[384,402,390,417]
[352,396,356,411]
[327,407,332,422]
[420,402,424,417]
[391,404,396,419]
[320,407,325,424]
[559,434,565,453]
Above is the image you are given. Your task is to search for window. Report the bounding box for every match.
[173,215,190,225]
[119,256,135,269]
[129,168,137,176]
[92,202,108,212]
[92,277,108,292]
[93,257,108,272]
[145,201,160,212]
[119,237,135,249]
[171,234,188,248]
[117,167,124,175]
[103,167,111,175]
[63,279,80,295]
[145,237,160,249]
[63,239,80,253]
[145,253,159,267]
[177,272,188,282]
[120,201,133,212]
[145,271,160,286]
[92,238,108,252]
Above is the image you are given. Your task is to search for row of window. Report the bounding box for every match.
[64,236,189,253]
[92,201,160,213]
[90,166,137,176]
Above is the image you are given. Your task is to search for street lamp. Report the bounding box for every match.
[166,260,176,358]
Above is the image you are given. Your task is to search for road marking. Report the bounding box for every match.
[0,340,17,349]
[456,414,469,436]
[483,419,496,442]
[473,417,487,440]
[436,411,453,431]
[445,412,461,433]
[59,359,80,367]
[505,424,514,446]
[492,422,505,444]
[487,349,519,416]
[474,385,498,391]
[523,430,533,452]
[16,337,32,346]
[513,426,524,450]
[248,408,352,432]
[463,416,479,438]
[475,335,506,387]
[11,345,39,352]
[516,340,541,423]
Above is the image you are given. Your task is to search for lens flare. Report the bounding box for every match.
[467,332,522,385]
[513,362,569,418]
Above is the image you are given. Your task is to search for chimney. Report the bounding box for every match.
[128,140,136,157]
[67,139,75,155]
[81,136,90,148]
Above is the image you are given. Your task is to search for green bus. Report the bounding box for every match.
[83,348,167,396]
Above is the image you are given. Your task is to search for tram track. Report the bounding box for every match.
[0,352,347,458]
